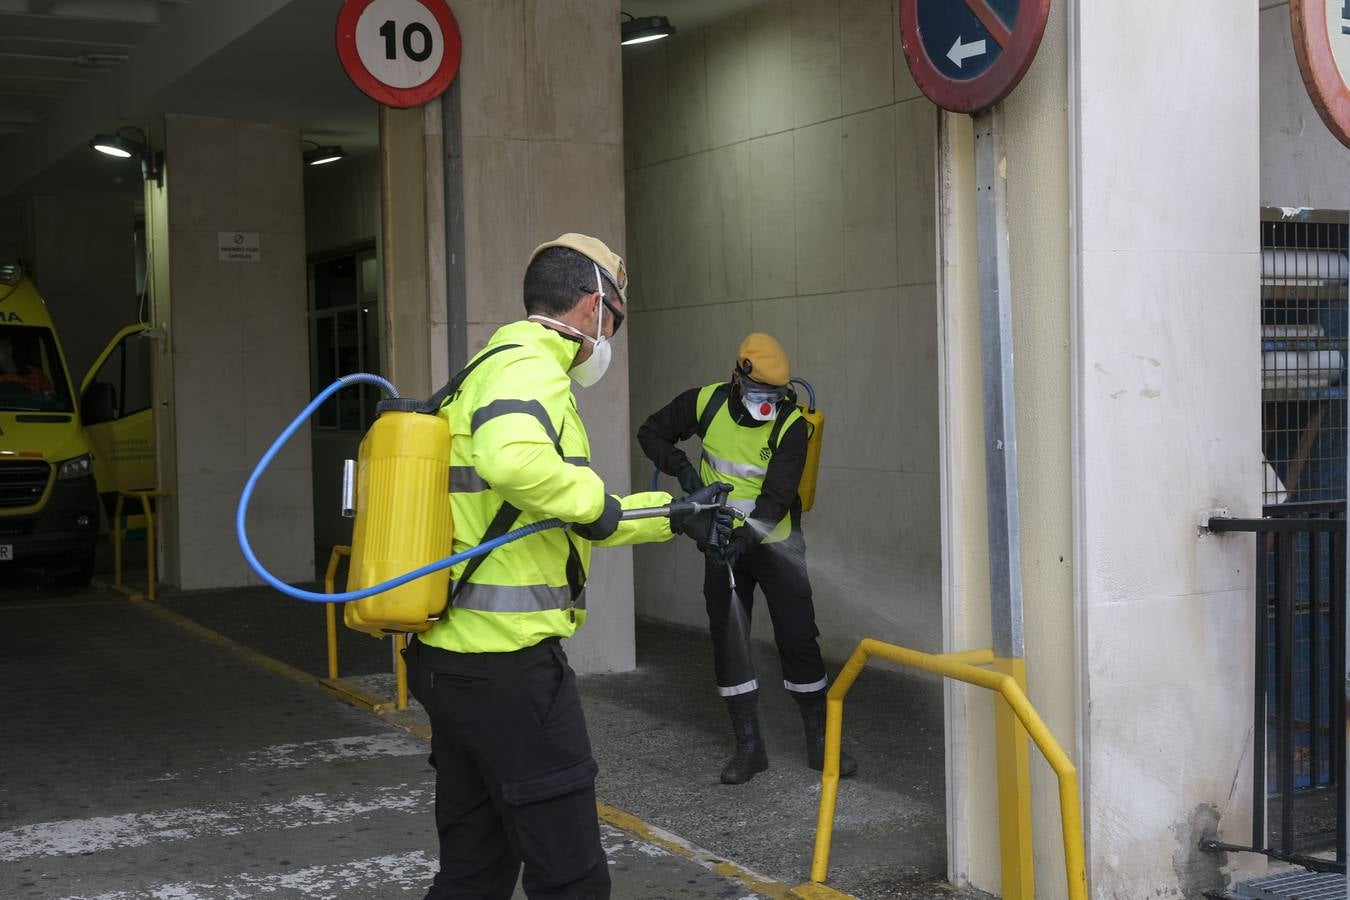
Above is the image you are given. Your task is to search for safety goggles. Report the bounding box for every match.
[737,375,788,405]
[578,282,625,334]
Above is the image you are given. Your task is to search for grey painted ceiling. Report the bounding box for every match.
[0,0,769,201]
[622,0,766,34]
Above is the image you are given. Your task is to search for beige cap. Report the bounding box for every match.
[529,233,628,302]
[736,333,790,387]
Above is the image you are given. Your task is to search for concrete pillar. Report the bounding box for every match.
[943,1,1260,896]
[1072,1,1260,894]
[451,0,632,673]
[939,2,1074,893]
[149,114,313,590]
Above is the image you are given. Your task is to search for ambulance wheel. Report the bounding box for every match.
[56,552,96,587]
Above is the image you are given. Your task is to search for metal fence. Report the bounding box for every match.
[1261,212,1348,507]
[1207,506,1346,873]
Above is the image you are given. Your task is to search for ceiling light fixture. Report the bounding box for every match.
[88,126,162,185]
[620,12,675,46]
[302,141,346,167]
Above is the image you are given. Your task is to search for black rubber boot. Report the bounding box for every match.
[720,694,769,785]
[796,690,858,777]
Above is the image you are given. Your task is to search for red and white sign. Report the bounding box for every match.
[1290,0,1350,149]
[336,0,462,109]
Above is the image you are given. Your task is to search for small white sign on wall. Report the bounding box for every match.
[218,232,261,263]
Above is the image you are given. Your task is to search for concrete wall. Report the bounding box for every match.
[158,115,313,589]
[1259,0,1350,208]
[621,0,942,664]
[27,195,138,382]
[1074,1,1261,895]
[451,0,634,673]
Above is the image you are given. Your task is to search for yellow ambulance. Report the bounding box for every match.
[0,263,154,585]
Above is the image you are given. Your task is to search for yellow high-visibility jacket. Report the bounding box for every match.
[419,320,672,654]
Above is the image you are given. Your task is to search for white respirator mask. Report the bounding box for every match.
[529,263,613,388]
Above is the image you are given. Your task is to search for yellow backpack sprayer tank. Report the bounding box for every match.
[793,386,824,513]
[235,357,741,637]
[342,399,453,635]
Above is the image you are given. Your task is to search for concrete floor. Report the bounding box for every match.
[1,556,977,899]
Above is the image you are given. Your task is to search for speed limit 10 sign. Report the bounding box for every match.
[336,0,462,108]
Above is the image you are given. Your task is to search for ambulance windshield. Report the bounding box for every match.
[0,326,74,413]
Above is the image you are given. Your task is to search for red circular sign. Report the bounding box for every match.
[336,0,462,109]
[899,0,1050,114]
[1290,0,1350,149]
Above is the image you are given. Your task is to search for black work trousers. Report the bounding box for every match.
[702,531,827,698]
[403,636,610,900]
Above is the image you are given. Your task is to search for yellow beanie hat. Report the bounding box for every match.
[736,333,790,387]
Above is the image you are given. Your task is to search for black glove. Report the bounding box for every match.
[669,482,735,551]
[676,462,704,496]
[719,525,758,569]
[573,494,622,541]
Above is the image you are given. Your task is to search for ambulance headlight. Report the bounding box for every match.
[58,455,93,480]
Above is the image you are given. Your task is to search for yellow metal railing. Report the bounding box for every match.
[111,489,170,603]
[323,545,408,711]
[810,638,1086,900]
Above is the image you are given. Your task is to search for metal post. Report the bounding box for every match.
[1334,528,1346,862]
[973,106,1025,659]
[1254,533,1271,849]
[1312,530,1323,786]
[440,77,467,376]
[1278,532,1297,855]
[142,494,157,604]
[113,493,125,590]
[973,104,1032,900]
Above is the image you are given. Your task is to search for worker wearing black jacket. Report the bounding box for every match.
[638,333,857,784]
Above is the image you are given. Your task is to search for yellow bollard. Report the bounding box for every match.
[323,546,351,680]
[809,638,1086,900]
[393,633,408,710]
[994,656,1034,900]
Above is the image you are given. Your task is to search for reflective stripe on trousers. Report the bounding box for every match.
[452,582,586,613]
[718,678,759,697]
[783,676,828,693]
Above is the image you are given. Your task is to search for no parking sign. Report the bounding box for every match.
[336,0,462,108]
[899,0,1050,114]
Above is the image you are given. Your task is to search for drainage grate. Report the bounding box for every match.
[1237,871,1345,899]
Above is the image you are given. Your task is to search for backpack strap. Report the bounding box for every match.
[697,383,730,438]
[417,343,520,414]
[768,402,801,452]
[450,501,522,603]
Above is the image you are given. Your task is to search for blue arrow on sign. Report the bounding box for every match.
[916,0,1017,81]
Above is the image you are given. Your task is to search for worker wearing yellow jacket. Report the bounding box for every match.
[403,234,732,900]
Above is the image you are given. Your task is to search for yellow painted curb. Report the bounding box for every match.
[129,595,858,900]
[594,803,857,899]
[786,881,859,899]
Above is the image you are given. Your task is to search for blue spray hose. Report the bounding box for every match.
[235,373,565,604]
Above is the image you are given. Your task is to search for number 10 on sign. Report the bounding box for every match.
[336,0,462,108]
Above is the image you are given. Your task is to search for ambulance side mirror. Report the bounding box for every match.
[82,381,117,425]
